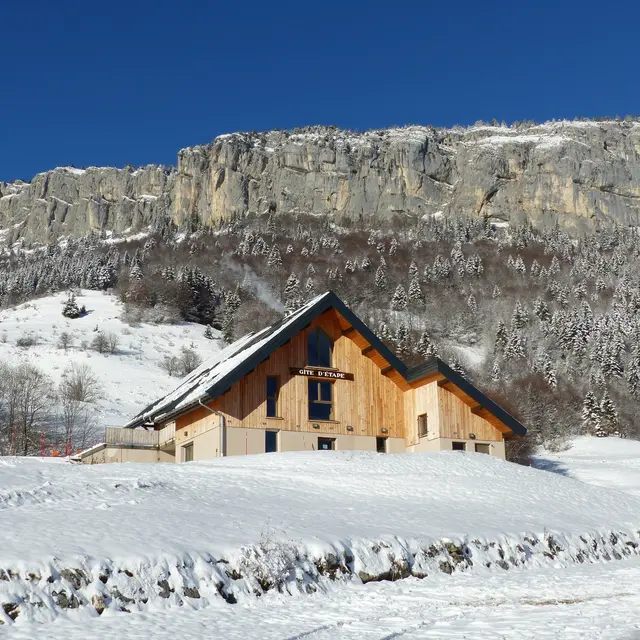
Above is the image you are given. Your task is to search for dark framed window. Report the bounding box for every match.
[452,441,466,451]
[183,443,194,462]
[475,443,490,454]
[376,437,387,453]
[265,430,278,453]
[309,379,333,420]
[308,329,332,368]
[266,376,280,418]
[417,414,428,438]
[318,437,335,451]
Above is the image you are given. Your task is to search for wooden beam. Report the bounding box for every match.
[381,366,393,376]
[342,326,357,336]
[438,379,453,389]
[470,405,484,415]
[361,345,375,356]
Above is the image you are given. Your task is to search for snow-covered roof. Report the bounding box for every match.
[125,292,337,428]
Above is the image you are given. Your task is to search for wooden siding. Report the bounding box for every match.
[171,308,508,445]
[192,309,406,439]
[403,381,441,446]
[437,386,502,441]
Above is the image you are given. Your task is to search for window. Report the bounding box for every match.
[265,430,278,453]
[318,437,335,451]
[417,414,428,438]
[376,437,387,453]
[183,443,194,462]
[309,379,333,420]
[308,329,332,368]
[475,443,490,455]
[452,441,466,451]
[266,376,279,418]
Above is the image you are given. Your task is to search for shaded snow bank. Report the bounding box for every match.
[533,436,640,496]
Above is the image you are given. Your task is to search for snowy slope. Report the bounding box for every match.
[0,290,222,429]
[533,436,640,496]
[2,451,640,631]
[1,451,638,566]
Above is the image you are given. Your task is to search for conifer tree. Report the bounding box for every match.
[375,259,387,290]
[504,330,527,361]
[409,261,419,279]
[391,284,408,311]
[542,354,557,390]
[267,244,282,271]
[394,323,410,357]
[61,293,83,319]
[408,275,425,305]
[581,390,600,434]
[626,345,640,398]
[416,331,436,358]
[389,238,398,255]
[492,285,501,299]
[490,360,501,382]
[305,277,315,296]
[284,273,303,313]
[599,391,618,437]
[378,322,392,341]
[467,293,478,315]
[494,320,508,354]
[204,324,215,340]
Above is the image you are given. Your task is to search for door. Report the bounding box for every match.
[183,443,194,462]
[265,430,278,453]
[317,437,335,451]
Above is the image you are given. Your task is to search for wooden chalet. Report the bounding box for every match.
[76,292,526,463]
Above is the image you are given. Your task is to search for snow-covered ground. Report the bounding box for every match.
[2,448,640,636]
[0,290,222,429]
[533,436,640,496]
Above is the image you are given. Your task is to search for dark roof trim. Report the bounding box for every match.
[405,358,527,436]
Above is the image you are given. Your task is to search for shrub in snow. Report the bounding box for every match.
[16,334,38,348]
[91,332,118,354]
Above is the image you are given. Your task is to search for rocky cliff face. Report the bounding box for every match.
[3,119,640,245]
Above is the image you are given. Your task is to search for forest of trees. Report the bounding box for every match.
[1,210,640,459]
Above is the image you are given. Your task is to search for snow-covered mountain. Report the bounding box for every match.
[0,290,222,430]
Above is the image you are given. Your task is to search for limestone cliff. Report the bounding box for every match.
[3,119,640,244]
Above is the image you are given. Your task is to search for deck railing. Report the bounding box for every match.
[105,424,175,448]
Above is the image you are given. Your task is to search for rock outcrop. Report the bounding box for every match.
[3,119,640,245]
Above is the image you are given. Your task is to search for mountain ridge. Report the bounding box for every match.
[2,118,640,245]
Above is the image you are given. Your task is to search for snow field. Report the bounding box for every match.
[1,449,640,626]
[0,290,222,428]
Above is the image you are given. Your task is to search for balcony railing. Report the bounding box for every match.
[105,423,175,448]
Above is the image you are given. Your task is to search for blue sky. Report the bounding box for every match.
[1,0,638,181]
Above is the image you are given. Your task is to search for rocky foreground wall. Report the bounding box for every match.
[2,526,639,625]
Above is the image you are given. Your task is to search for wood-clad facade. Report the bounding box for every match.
[78,292,525,464]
